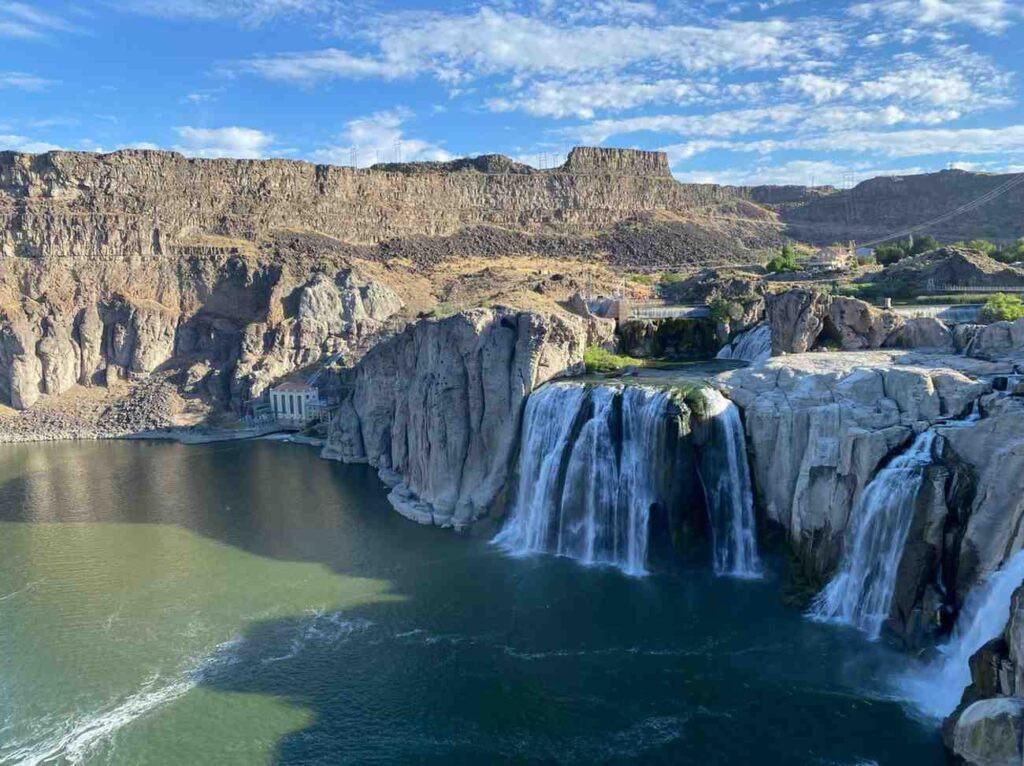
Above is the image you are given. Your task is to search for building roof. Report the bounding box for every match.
[273,382,316,393]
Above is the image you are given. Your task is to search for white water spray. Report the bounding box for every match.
[493,383,670,575]
[899,550,1024,719]
[716,323,772,364]
[810,430,937,639]
[698,390,762,578]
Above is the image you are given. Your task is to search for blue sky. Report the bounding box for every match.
[2,0,1023,185]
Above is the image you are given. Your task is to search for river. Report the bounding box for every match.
[0,440,942,765]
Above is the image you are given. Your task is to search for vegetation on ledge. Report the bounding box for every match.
[583,346,646,373]
[982,293,1024,322]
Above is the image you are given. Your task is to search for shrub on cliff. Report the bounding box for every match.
[981,293,1024,322]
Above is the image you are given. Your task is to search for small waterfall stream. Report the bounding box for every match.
[716,323,772,364]
[493,382,671,575]
[899,551,1024,719]
[698,390,762,578]
[809,430,938,639]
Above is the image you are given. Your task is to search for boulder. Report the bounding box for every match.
[765,289,830,354]
[885,317,955,352]
[969,319,1024,361]
[952,697,1024,766]
[766,289,904,355]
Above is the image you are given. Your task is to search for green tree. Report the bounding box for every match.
[967,239,998,255]
[910,235,940,255]
[766,243,800,273]
[981,293,1024,323]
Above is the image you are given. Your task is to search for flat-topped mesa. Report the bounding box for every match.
[0,146,734,258]
[562,146,672,177]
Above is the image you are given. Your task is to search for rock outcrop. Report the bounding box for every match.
[866,247,1024,297]
[884,317,955,352]
[765,290,904,354]
[722,352,986,573]
[322,309,587,527]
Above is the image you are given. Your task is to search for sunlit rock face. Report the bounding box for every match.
[323,309,588,528]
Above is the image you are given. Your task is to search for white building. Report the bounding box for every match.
[270,382,319,427]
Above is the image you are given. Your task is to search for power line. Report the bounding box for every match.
[859,172,1024,249]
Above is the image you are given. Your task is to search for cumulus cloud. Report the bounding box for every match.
[312,109,451,167]
[173,126,275,158]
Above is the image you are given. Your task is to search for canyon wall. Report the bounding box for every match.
[322,308,588,527]
[745,169,1024,245]
[0,147,760,259]
[0,253,403,412]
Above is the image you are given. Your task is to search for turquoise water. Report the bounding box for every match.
[0,440,942,764]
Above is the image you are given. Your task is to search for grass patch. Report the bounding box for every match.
[583,346,646,374]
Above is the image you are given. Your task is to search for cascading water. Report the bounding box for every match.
[697,390,762,578]
[898,550,1024,719]
[716,323,772,364]
[810,405,984,639]
[493,382,671,575]
[809,430,938,639]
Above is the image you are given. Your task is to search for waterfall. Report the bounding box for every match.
[493,382,671,575]
[898,551,1024,719]
[716,323,772,364]
[697,390,762,578]
[809,430,937,639]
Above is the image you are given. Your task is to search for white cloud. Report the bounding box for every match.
[0,134,63,153]
[487,78,766,119]
[850,0,1023,34]
[173,126,275,158]
[0,2,77,38]
[239,8,844,86]
[312,109,451,167]
[240,48,410,83]
[569,102,962,144]
[671,159,932,187]
[686,125,1024,160]
[0,72,54,91]
[122,0,331,24]
[780,74,849,104]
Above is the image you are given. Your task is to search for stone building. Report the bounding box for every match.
[270,382,319,427]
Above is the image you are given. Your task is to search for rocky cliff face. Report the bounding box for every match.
[0,253,403,412]
[322,308,588,527]
[745,169,1024,245]
[0,147,762,259]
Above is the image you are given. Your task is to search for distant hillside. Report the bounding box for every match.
[742,169,1024,246]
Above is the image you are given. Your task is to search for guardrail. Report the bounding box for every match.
[925,284,1024,294]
